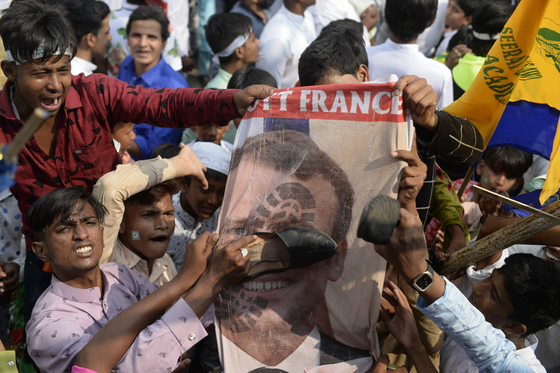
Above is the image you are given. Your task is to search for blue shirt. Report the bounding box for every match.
[418,277,534,373]
[230,2,271,39]
[117,54,189,159]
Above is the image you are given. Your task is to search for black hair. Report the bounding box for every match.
[0,0,77,64]
[126,5,170,41]
[482,146,532,180]
[446,26,471,52]
[384,0,438,43]
[299,28,364,87]
[204,12,252,65]
[231,130,355,245]
[28,188,107,242]
[227,67,278,89]
[124,181,176,208]
[456,0,484,17]
[151,143,181,159]
[57,0,110,43]
[318,19,368,67]
[501,254,560,336]
[465,0,514,57]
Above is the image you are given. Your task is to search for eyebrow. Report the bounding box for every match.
[54,215,97,228]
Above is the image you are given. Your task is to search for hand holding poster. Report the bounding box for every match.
[214,81,413,372]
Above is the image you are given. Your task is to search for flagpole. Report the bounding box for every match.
[440,198,560,275]
[456,167,474,200]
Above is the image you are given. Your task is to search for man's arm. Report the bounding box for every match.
[373,208,535,373]
[393,75,484,166]
[79,74,273,131]
[93,145,207,263]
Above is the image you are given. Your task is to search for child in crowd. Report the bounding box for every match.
[154,142,231,271]
[93,144,208,285]
[426,146,532,254]
[434,0,482,58]
[112,122,136,164]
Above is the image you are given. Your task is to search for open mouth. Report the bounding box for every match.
[74,245,93,257]
[241,280,291,293]
[546,250,560,262]
[40,96,62,111]
[150,235,169,242]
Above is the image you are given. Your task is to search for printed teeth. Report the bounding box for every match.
[242,281,290,292]
[546,251,560,262]
[76,246,92,253]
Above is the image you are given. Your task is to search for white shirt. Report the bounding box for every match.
[367,38,453,109]
[256,4,317,88]
[435,29,458,56]
[308,0,370,47]
[417,0,449,56]
[71,56,97,76]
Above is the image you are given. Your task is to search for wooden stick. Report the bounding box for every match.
[456,167,474,200]
[440,198,560,275]
[472,185,560,225]
[6,108,50,161]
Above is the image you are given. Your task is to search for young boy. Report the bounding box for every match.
[186,124,233,152]
[435,0,482,57]
[112,122,136,164]
[94,144,207,285]
[166,142,231,270]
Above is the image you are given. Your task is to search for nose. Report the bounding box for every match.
[130,130,136,141]
[139,35,149,47]
[256,38,260,46]
[208,125,218,137]
[73,223,89,240]
[154,214,168,230]
[46,73,63,93]
[207,192,219,207]
[494,174,505,187]
[107,32,112,42]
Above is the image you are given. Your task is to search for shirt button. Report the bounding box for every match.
[43,156,49,161]
[188,333,196,341]
[8,361,14,366]
[65,180,70,184]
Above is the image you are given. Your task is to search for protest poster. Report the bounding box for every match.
[214,80,413,372]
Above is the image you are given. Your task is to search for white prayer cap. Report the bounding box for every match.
[189,142,232,176]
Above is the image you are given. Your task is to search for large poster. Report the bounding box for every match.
[214,81,413,372]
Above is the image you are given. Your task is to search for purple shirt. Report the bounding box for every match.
[26,262,207,373]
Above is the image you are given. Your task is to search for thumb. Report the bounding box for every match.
[206,232,219,251]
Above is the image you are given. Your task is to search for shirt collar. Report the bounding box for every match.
[114,239,171,283]
[279,3,307,25]
[135,56,167,87]
[384,38,420,53]
[49,270,106,303]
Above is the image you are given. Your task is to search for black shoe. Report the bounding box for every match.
[244,226,338,279]
[357,195,401,245]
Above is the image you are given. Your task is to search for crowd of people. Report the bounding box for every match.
[0,0,558,372]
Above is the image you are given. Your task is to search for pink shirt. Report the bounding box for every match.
[26,262,207,373]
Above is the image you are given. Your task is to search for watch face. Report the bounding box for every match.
[414,274,433,290]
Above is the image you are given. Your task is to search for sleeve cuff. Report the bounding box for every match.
[416,276,452,311]
[162,298,208,350]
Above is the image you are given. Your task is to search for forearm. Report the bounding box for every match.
[75,273,199,371]
[406,344,438,373]
[182,273,224,318]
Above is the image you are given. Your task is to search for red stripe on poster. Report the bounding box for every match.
[245,83,405,123]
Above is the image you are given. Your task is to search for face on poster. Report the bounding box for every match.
[214,83,411,371]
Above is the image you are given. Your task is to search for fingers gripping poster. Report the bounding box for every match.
[214,81,413,373]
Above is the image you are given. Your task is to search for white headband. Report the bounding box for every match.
[5,41,72,64]
[215,29,252,58]
[472,30,500,41]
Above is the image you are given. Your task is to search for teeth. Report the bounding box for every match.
[242,281,290,292]
[53,97,58,105]
[76,246,92,253]
[546,251,560,261]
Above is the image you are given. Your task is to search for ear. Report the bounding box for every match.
[234,46,244,60]
[326,240,347,282]
[1,61,16,83]
[85,33,96,49]
[463,15,472,27]
[32,241,50,263]
[119,219,126,235]
[502,321,527,337]
[476,159,486,176]
[358,64,370,83]
[176,176,189,193]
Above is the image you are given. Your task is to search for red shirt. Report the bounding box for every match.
[0,74,239,250]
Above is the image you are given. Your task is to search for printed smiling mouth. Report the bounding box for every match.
[241,280,291,292]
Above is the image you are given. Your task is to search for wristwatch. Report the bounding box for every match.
[408,260,434,292]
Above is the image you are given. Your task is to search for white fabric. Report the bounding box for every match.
[256,4,317,88]
[71,56,97,76]
[472,30,500,41]
[6,44,72,65]
[308,0,371,47]
[220,327,321,372]
[523,155,550,187]
[458,249,509,298]
[188,141,231,176]
[215,30,251,57]
[187,140,233,153]
[167,0,190,55]
[418,0,448,56]
[367,38,453,109]
[435,29,458,56]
